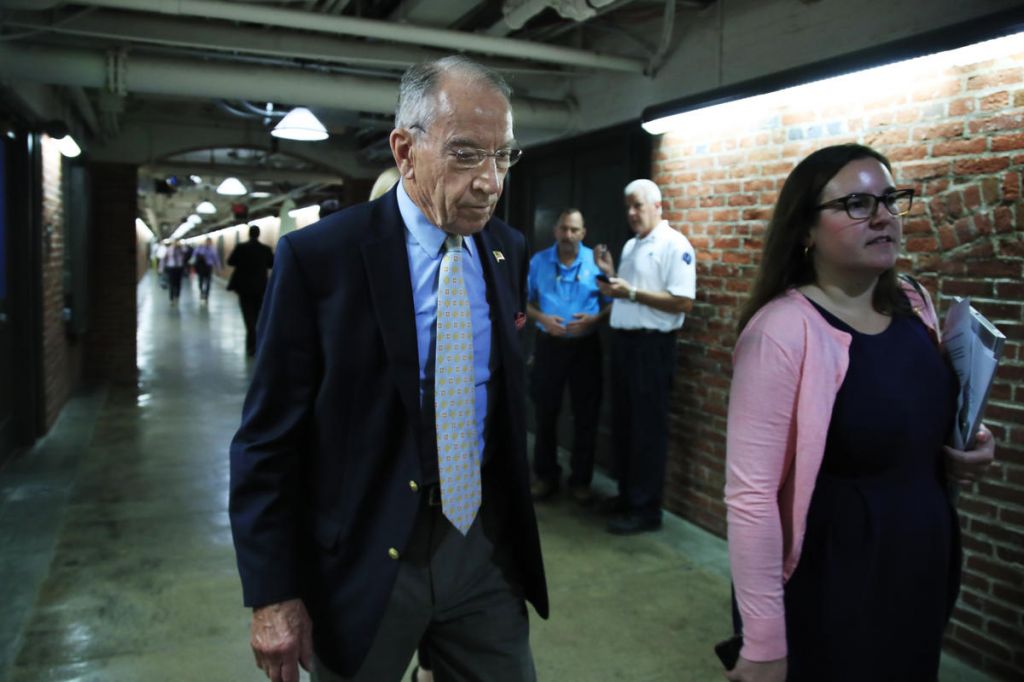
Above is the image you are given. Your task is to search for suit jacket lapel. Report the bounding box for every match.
[475,226,520,367]
[361,191,420,419]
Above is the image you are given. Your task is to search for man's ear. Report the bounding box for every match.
[390,129,415,179]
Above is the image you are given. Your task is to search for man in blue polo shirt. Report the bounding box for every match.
[527,208,610,504]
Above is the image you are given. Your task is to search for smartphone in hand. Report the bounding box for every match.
[596,273,610,283]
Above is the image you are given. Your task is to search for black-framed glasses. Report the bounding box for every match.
[409,124,522,171]
[816,189,914,220]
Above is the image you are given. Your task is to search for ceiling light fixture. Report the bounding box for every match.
[641,12,1024,135]
[56,135,82,158]
[216,177,248,195]
[271,107,329,142]
[196,200,217,214]
[249,191,272,198]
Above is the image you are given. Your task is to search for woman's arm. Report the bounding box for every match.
[726,320,804,664]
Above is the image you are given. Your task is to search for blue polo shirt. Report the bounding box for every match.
[527,244,608,337]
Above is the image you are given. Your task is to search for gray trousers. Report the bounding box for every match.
[312,496,536,682]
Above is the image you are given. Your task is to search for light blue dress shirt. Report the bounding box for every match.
[527,244,608,336]
[396,181,490,462]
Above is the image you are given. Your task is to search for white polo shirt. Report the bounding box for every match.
[610,220,697,332]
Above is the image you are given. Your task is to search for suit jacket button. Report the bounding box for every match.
[409,480,419,492]
[388,548,400,560]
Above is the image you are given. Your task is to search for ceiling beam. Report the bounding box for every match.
[61,0,646,73]
[0,9,566,76]
[0,43,577,131]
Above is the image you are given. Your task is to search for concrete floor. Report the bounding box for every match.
[0,273,994,681]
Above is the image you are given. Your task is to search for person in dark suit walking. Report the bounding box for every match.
[227,225,274,356]
[229,56,547,682]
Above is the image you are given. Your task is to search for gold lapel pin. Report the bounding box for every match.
[492,250,505,263]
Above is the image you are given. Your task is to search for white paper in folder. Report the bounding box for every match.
[942,297,1006,450]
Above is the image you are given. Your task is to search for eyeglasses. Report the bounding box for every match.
[410,124,522,171]
[446,146,523,171]
[816,189,914,220]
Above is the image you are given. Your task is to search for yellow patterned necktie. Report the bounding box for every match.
[435,234,481,535]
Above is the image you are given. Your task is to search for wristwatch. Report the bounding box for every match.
[628,286,638,302]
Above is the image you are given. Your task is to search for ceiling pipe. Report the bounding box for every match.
[0,10,572,78]
[143,162,342,184]
[0,43,576,131]
[48,0,645,73]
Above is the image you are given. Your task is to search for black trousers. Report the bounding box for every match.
[165,266,184,301]
[238,291,265,355]
[530,332,602,487]
[610,329,677,521]
[196,269,212,299]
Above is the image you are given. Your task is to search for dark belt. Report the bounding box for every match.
[613,328,675,336]
[537,331,596,343]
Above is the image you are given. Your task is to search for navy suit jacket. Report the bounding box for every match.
[229,187,548,676]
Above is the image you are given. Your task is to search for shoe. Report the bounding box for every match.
[568,484,593,506]
[530,478,559,501]
[596,494,628,515]
[606,512,662,535]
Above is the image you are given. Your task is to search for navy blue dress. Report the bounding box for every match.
[783,301,960,681]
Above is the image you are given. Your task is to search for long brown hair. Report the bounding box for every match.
[737,143,912,332]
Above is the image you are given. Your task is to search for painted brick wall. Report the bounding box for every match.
[652,52,1024,677]
[39,136,80,430]
[86,163,138,387]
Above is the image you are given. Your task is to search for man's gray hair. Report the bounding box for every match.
[624,179,662,204]
[395,55,512,131]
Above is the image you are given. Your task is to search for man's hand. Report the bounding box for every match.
[540,313,567,337]
[594,244,615,276]
[597,277,632,300]
[724,655,787,682]
[566,312,599,336]
[944,424,996,486]
[251,598,313,682]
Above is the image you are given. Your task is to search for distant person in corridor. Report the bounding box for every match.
[227,225,274,356]
[191,236,222,304]
[724,144,996,682]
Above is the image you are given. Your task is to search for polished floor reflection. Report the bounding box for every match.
[0,273,992,681]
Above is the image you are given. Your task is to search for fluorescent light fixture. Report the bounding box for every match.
[271,107,329,141]
[189,175,202,184]
[642,22,1024,135]
[56,135,81,158]
[196,200,217,214]
[249,191,272,198]
[188,214,202,224]
[170,222,193,240]
[135,218,156,240]
[288,205,321,221]
[217,177,247,195]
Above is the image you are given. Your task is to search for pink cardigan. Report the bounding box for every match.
[725,283,940,662]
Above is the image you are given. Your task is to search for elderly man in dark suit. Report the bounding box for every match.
[229,56,548,682]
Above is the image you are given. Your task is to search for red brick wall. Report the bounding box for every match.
[39,136,80,430]
[86,163,138,386]
[653,52,1024,676]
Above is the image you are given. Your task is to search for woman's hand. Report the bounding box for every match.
[724,655,787,682]
[944,423,996,486]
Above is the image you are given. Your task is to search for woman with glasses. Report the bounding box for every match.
[723,144,995,681]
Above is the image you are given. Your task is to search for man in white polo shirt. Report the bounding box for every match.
[595,178,696,535]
